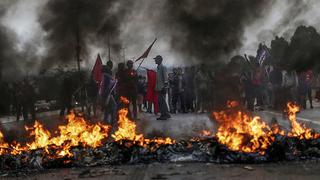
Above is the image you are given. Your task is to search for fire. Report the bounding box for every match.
[1,99,319,158]
[0,131,9,155]
[212,101,320,154]
[112,96,175,146]
[0,112,110,157]
[50,112,110,148]
[286,102,320,139]
[201,130,212,137]
[213,101,274,154]
[25,121,51,151]
[112,108,144,142]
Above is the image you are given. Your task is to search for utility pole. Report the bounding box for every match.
[76,23,81,73]
[75,4,84,112]
[121,45,126,63]
[108,34,111,62]
[75,1,81,73]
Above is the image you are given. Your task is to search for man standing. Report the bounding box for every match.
[102,60,117,124]
[154,55,170,120]
[124,60,138,119]
[171,68,186,113]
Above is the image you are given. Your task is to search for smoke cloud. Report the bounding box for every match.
[1,0,320,78]
[0,0,23,80]
[38,0,135,70]
[159,0,271,64]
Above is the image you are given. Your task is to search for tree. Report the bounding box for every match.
[270,36,289,69]
[288,26,320,72]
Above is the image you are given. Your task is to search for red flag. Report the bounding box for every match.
[92,54,103,84]
[135,38,157,62]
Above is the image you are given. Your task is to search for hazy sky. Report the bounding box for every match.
[1,0,320,72]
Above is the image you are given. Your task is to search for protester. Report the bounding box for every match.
[171,68,186,113]
[59,75,74,117]
[252,66,265,110]
[282,70,298,105]
[154,55,170,120]
[195,65,209,113]
[167,72,174,112]
[86,75,98,117]
[21,79,36,122]
[115,62,126,100]
[305,69,314,109]
[269,66,283,110]
[184,67,196,112]
[298,72,308,109]
[242,72,255,111]
[102,61,117,124]
[124,60,138,119]
[15,82,23,121]
[315,72,320,101]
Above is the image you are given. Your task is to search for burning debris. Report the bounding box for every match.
[213,101,274,154]
[0,99,320,176]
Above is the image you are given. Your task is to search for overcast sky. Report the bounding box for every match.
[1,0,320,72]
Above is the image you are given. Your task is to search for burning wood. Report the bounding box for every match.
[112,97,175,146]
[0,99,320,176]
[0,111,110,157]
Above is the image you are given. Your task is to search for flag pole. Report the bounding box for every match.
[136,58,146,71]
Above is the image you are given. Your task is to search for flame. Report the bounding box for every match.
[0,112,110,157]
[0,131,9,155]
[212,101,320,154]
[201,130,212,137]
[213,101,274,154]
[50,112,110,148]
[112,96,175,146]
[25,121,51,151]
[1,99,320,158]
[286,102,320,139]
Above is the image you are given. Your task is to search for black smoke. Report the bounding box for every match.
[38,0,134,69]
[0,1,23,81]
[160,0,271,63]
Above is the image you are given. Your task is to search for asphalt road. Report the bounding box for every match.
[3,161,320,180]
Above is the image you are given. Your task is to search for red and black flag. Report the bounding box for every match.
[92,53,103,84]
[135,38,157,62]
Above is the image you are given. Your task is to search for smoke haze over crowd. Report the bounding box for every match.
[1,0,320,80]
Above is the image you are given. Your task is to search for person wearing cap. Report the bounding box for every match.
[154,55,170,120]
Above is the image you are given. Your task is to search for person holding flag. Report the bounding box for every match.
[102,60,117,125]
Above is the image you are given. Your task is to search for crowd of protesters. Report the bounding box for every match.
[91,54,320,125]
[87,55,216,123]
[239,65,319,111]
[1,54,320,125]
